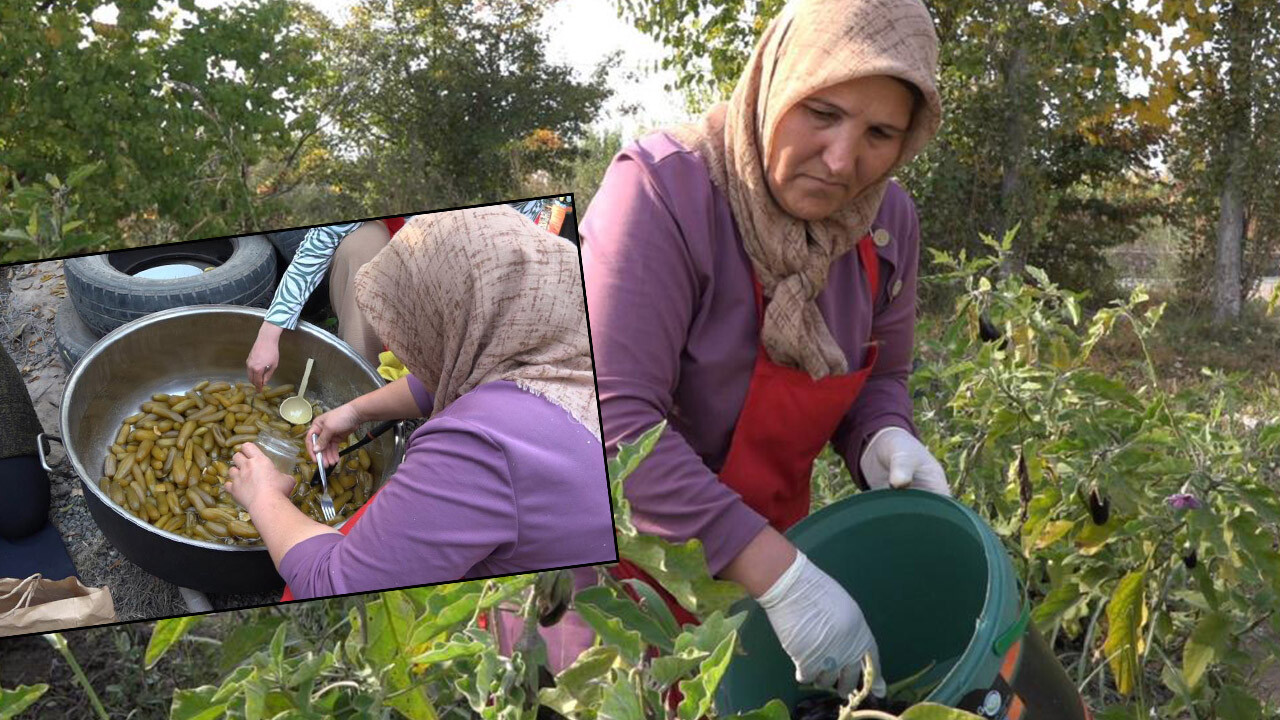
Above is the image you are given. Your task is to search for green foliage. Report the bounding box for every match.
[1161,0,1280,313]
[616,0,1170,302]
[145,616,202,669]
[609,422,746,617]
[0,164,108,260]
[902,237,1280,715]
[0,685,48,719]
[0,0,325,245]
[302,0,612,219]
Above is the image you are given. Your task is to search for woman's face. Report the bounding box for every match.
[765,75,915,221]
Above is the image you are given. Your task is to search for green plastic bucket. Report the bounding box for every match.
[715,490,1091,719]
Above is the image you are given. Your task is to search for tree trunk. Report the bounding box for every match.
[996,33,1030,279]
[1212,0,1256,325]
[1213,149,1245,323]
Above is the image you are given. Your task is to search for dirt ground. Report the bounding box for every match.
[0,261,281,623]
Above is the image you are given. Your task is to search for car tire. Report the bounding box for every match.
[64,235,277,336]
[54,297,104,371]
[266,229,309,263]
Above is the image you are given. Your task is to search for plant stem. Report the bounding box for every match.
[1075,601,1106,687]
[1149,642,1200,720]
[43,633,111,720]
[312,680,363,702]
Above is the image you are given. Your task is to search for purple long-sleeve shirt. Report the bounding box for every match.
[581,132,921,576]
[279,377,615,598]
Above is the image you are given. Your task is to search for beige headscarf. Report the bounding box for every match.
[354,206,601,441]
[671,0,943,379]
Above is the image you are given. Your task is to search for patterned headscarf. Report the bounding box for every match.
[671,0,943,378]
[354,205,600,440]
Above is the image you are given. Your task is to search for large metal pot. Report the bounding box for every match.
[58,306,405,594]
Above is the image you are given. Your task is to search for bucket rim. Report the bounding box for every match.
[784,489,1020,707]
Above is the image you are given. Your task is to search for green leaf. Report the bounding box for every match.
[1215,684,1263,720]
[1031,582,1081,633]
[1064,296,1081,326]
[676,633,736,720]
[650,653,707,688]
[145,616,200,669]
[219,617,286,673]
[608,421,666,486]
[1074,515,1123,555]
[554,644,618,702]
[65,163,100,188]
[721,698,790,720]
[616,533,744,618]
[620,577,683,639]
[1103,570,1147,696]
[1072,372,1142,410]
[408,589,483,645]
[211,666,254,704]
[409,639,486,667]
[575,602,645,666]
[574,584,676,652]
[672,610,745,655]
[0,684,48,719]
[44,173,61,189]
[170,686,228,720]
[599,675,644,720]
[269,621,287,670]
[1181,610,1229,689]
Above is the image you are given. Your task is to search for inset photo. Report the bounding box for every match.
[0,198,614,636]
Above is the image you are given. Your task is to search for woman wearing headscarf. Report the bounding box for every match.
[581,0,948,697]
[225,205,613,598]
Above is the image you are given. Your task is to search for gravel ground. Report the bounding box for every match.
[1,261,286,623]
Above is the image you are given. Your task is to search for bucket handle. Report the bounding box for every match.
[36,433,63,473]
[993,604,1031,657]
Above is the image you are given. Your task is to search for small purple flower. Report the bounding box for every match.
[1165,493,1202,511]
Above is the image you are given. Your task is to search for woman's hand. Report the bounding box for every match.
[247,322,284,391]
[308,403,364,466]
[225,443,296,511]
[859,426,950,496]
[758,551,887,698]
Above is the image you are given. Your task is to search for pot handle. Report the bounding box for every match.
[36,432,63,473]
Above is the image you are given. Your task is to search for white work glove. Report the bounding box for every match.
[757,551,887,698]
[859,426,951,496]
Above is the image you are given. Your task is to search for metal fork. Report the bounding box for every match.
[313,433,335,522]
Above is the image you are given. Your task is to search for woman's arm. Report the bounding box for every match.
[277,418,517,598]
[248,223,365,389]
[348,375,429,423]
[248,487,342,570]
[583,146,774,585]
[225,443,341,571]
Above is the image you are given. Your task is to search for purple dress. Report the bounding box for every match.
[499,131,925,674]
[279,378,615,598]
[582,132,922,574]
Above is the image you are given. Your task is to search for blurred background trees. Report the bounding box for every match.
[3,0,1279,329]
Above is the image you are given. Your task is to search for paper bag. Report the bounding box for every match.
[0,573,116,636]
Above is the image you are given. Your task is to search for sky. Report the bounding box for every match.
[90,0,693,142]
[281,0,695,142]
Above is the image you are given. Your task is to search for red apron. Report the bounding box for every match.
[279,488,384,602]
[611,233,883,626]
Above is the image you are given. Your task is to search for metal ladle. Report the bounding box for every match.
[278,357,316,425]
